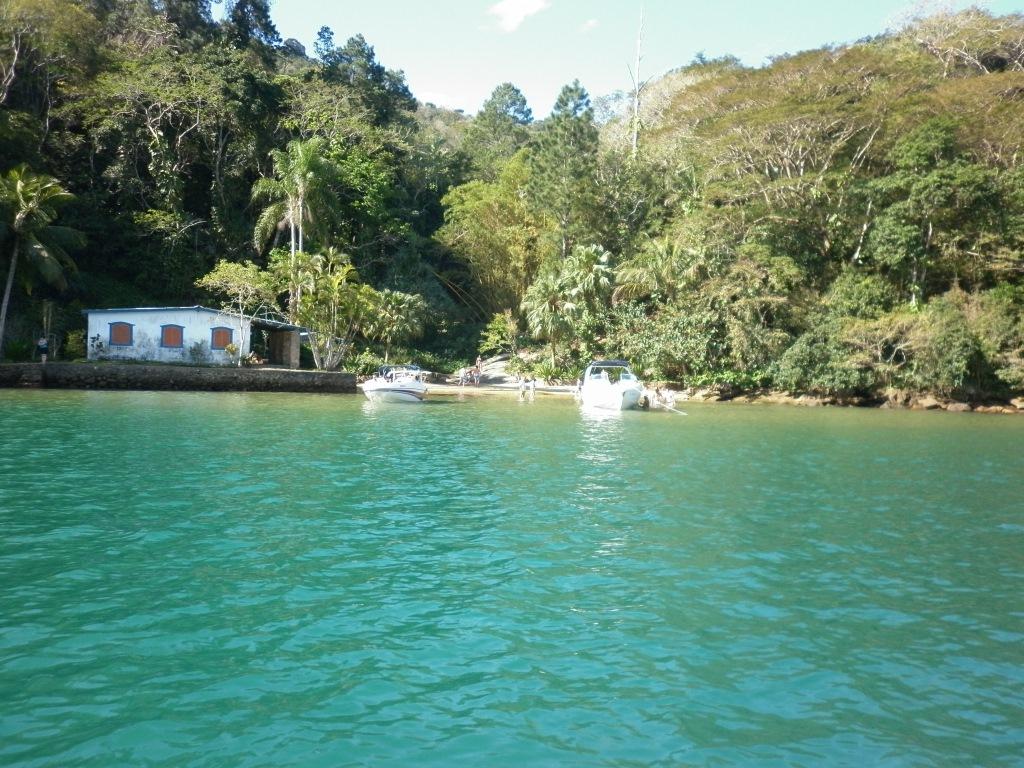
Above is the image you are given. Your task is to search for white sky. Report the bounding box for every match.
[266,0,1024,115]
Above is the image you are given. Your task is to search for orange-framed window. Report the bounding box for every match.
[160,324,184,348]
[211,326,233,350]
[109,322,133,346]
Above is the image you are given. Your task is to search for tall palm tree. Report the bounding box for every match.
[0,166,82,356]
[562,244,613,310]
[252,138,339,318]
[522,267,575,368]
[613,238,683,304]
[364,289,428,363]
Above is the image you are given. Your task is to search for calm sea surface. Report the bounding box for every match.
[0,389,1022,767]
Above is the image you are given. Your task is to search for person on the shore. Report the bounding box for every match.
[36,336,48,364]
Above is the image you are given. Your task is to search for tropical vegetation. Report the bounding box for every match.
[1,1,1022,401]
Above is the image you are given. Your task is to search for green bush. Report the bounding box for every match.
[478,310,521,357]
[824,269,897,319]
[773,319,874,395]
[606,301,725,381]
[3,340,32,362]
[348,349,385,376]
[413,350,462,376]
[504,356,528,378]
[902,298,981,396]
[688,368,772,391]
[64,330,86,360]
[963,285,1024,391]
[531,360,561,384]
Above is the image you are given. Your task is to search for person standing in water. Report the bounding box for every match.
[36,336,48,364]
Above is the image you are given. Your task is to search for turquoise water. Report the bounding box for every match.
[1,390,1022,767]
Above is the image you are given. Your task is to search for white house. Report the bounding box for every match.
[84,306,253,365]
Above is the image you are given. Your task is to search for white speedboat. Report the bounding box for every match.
[359,365,428,403]
[579,360,644,411]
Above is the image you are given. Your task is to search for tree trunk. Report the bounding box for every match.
[295,198,305,312]
[0,245,19,357]
[631,9,644,159]
[286,205,298,319]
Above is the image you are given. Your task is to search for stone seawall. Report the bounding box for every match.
[0,363,356,393]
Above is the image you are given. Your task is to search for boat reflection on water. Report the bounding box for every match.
[579,403,625,422]
[577,403,626,467]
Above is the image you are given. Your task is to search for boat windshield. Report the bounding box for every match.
[378,365,421,380]
[587,365,634,383]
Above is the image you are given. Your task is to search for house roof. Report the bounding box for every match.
[82,305,228,315]
[251,316,303,331]
[82,306,304,332]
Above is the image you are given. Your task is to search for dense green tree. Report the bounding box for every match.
[613,238,685,304]
[462,82,532,180]
[526,80,601,259]
[315,32,415,126]
[962,284,1024,390]
[155,0,214,45]
[864,119,1012,305]
[522,266,572,367]
[0,0,100,124]
[438,154,547,316]
[224,0,278,43]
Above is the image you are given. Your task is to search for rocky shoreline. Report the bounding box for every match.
[429,377,1023,414]
[456,357,1023,414]
[675,386,1023,414]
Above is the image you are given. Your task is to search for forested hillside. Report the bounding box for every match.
[1,2,1022,400]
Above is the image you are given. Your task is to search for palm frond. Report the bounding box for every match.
[253,201,288,249]
[24,239,71,290]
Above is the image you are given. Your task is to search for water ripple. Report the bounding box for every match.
[1,391,1023,766]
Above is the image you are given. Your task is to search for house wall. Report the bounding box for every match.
[86,308,251,364]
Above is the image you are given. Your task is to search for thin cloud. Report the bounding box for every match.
[489,0,551,33]
[581,18,598,33]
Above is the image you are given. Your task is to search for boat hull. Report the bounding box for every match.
[581,384,643,411]
[579,360,645,411]
[359,382,428,403]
